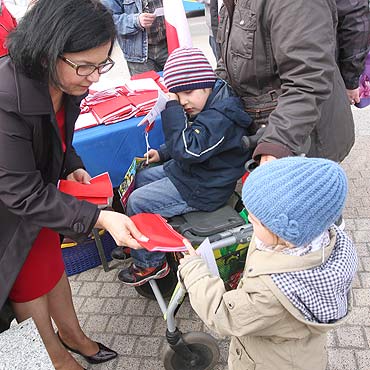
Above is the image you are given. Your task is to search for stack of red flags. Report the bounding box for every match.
[74,71,167,130]
[58,172,113,206]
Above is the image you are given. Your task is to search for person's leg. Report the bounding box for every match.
[151,40,168,72]
[47,273,99,356]
[209,35,221,61]
[127,58,157,77]
[119,177,198,285]
[128,176,197,265]
[134,164,166,188]
[127,176,197,218]
[11,291,83,370]
[111,165,166,260]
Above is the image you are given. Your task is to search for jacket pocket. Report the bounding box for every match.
[231,7,256,59]
[122,0,139,15]
[229,337,256,370]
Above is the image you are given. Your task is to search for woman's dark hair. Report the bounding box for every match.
[7,0,116,86]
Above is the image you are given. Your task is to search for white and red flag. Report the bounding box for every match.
[163,0,192,54]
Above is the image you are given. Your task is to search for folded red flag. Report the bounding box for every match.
[130,70,168,92]
[130,213,187,252]
[131,70,161,81]
[58,172,113,205]
[91,95,135,124]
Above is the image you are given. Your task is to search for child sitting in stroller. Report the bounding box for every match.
[117,47,252,286]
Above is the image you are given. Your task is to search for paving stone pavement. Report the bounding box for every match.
[69,105,370,370]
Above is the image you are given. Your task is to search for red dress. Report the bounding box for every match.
[9,108,67,302]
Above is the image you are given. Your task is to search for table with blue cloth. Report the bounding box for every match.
[73,116,164,187]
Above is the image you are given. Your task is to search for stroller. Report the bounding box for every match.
[129,131,264,370]
[143,204,253,370]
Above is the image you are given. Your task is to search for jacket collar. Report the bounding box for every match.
[8,57,85,116]
[245,228,337,277]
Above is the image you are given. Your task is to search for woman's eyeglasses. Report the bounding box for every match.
[60,56,115,76]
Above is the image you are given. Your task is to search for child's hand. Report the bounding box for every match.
[168,92,179,101]
[179,239,198,265]
[144,149,160,163]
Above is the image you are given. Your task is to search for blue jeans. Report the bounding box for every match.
[127,165,198,268]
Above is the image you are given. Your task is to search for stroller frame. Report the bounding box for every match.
[146,222,253,370]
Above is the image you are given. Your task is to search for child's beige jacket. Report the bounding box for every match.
[179,230,353,370]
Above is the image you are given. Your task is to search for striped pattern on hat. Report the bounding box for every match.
[163,47,217,93]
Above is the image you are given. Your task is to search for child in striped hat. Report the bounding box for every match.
[118,47,253,286]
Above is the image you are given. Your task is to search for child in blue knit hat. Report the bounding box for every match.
[117,47,253,286]
[179,156,358,370]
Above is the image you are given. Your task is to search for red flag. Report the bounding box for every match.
[163,0,192,54]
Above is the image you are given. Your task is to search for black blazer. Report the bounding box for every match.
[0,57,100,309]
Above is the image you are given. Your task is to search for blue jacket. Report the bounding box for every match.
[159,79,252,211]
[101,0,148,63]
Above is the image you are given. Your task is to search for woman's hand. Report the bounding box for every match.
[179,239,197,265]
[66,168,91,184]
[95,210,148,249]
[144,149,160,163]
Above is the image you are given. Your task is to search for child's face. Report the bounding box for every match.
[176,88,212,117]
[248,212,277,245]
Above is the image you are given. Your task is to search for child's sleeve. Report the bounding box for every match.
[179,256,286,337]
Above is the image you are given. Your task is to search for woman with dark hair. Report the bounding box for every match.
[0,0,147,369]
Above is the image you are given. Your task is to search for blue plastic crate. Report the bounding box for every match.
[62,231,118,276]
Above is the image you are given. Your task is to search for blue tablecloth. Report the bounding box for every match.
[73,116,164,187]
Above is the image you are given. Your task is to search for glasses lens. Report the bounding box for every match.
[76,65,96,76]
[98,62,115,74]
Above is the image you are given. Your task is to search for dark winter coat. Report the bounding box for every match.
[336,0,370,90]
[217,0,355,163]
[0,57,100,311]
[158,79,252,211]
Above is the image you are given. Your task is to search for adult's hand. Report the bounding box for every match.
[139,12,156,29]
[144,149,160,163]
[346,88,360,105]
[95,210,148,249]
[66,168,91,184]
[259,155,277,165]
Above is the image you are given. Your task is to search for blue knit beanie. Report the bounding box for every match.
[242,157,348,246]
[163,47,216,93]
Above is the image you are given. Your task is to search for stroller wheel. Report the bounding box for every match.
[134,268,177,299]
[162,332,220,370]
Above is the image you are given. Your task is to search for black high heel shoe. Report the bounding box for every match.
[57,332,117,364]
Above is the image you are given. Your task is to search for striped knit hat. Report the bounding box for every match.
[163,47,217,93]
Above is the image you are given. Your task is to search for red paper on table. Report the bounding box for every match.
[130,70,168,92]
[130,213,187,252]
[91,95,136,124]
[127,91,158,108]
[58,172,113,205]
